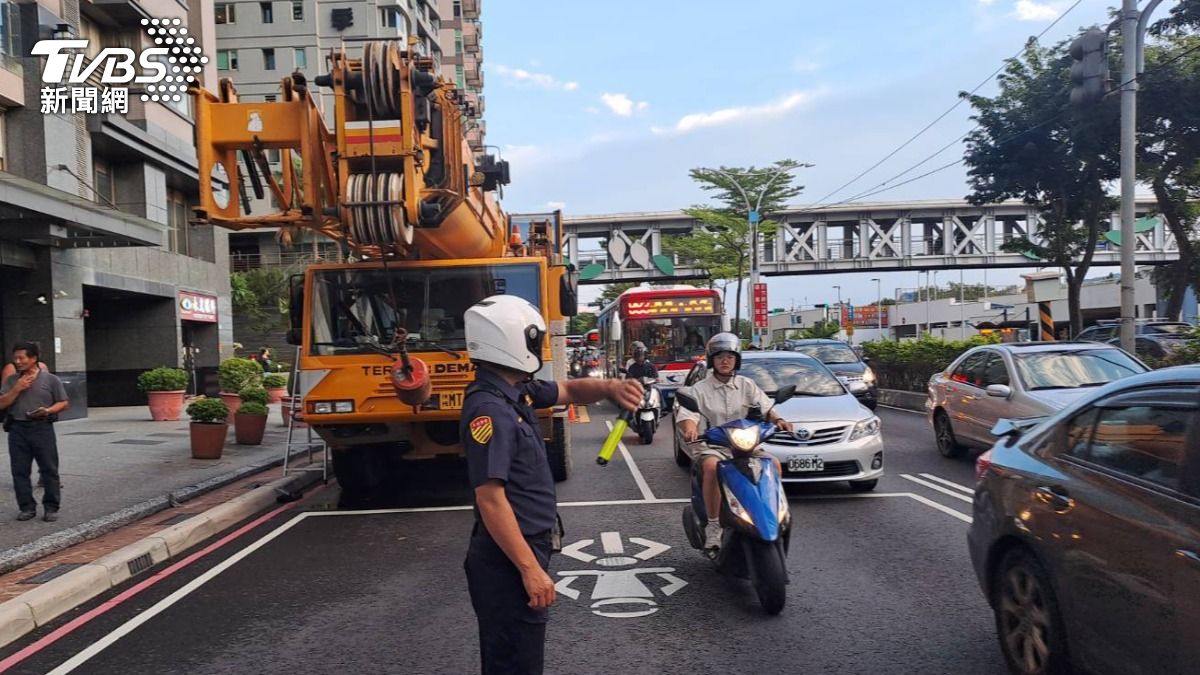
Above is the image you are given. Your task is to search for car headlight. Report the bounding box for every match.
[728,426,761,452]
[723,485,754,525]
[311,401,333,414]
[848,416,881,441]
[862,367,876,385]
[333,400,355,413]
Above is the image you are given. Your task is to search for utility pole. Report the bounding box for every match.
[871,277,882,339]
[960,269,967,339]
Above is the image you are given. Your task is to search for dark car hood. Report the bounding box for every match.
[821,362,866,375]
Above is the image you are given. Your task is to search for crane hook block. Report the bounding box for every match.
[391,356,432,407]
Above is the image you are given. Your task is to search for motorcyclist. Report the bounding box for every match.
[675,332,792,550]
[624,342,657,381]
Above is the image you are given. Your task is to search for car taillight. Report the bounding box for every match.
[975,449,993,484]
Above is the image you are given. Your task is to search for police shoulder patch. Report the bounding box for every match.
[469,415,494,444]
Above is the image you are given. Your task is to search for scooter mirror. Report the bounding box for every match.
[675,391,700,413]
[774,384,796,404]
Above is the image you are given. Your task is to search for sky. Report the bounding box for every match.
[478,0,1121,312]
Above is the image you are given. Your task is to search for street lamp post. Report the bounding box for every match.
[871,277,882,339]
[713,164,812,348]
[833,285,842,334]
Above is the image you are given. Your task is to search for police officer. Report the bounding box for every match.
[461,295,642,675]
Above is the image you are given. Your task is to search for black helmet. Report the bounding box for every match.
[705,332,742,370]
[632,341,648,358]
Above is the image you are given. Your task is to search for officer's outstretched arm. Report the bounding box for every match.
[557,378,642,412]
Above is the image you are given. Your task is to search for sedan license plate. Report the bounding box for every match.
[438,392,464,410]
[788,456,824,472]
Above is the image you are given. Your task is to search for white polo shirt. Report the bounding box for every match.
[674,373,773,430]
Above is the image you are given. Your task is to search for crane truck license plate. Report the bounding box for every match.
[438,392,464,410]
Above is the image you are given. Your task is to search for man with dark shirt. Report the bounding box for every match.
[0,342,69,522]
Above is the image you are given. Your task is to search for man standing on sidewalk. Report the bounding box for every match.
[0,343,69,522]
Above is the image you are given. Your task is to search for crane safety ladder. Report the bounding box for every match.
[282,348,329,481]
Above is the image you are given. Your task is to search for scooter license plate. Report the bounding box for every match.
[788,456,824,472]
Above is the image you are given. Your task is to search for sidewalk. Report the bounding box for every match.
[0,404,320,572]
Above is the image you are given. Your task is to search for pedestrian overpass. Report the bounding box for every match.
[563,198,1182,283]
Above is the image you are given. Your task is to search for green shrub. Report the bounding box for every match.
[1160,327,1200,367]
[237,401,269,416]
[137,367,189,393]
[186,397,229,424]
[861,335,1001,392]
[239,385,269,405]
[263,373,287,389]
[218,358,263,393]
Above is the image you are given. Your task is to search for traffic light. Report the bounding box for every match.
[1069,28,1108,107]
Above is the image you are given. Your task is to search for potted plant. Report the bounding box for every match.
[234,401,269,445]
[218,358,263,420]
[263,373,288,403]
[137,367,189,421]
[186,397,229,459]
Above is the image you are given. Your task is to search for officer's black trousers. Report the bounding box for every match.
[9,421,60,513]
[464,527,553,675]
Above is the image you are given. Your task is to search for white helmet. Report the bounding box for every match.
[706,331,742,370]
[465,294,546,374]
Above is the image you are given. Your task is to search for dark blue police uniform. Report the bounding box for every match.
[461,367,559,675]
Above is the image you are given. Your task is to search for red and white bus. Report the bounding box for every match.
[595,285,726,399]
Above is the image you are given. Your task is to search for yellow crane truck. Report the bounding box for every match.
[191,40,576,498]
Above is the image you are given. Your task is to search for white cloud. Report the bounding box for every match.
[977,0,997,5]
[653,88,826,136]
[492,64,579,92]
[1013,0,1067,21]
[544,201,566,210]
[791,58,820,73]
[600,92,649,117]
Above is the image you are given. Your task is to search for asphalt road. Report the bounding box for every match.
[1,403,1006,675]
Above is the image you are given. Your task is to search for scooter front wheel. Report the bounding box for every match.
[639,425,655,445]
[746,539,788,615]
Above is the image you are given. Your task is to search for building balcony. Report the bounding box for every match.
[462,0,480,20]
[229,250,339,272]
[465,63,482,87]
[463,31,479,52]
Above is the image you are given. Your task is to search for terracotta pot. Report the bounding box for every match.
[190,422,228,459]
[147,390,186,421]
[219,392,242,423]
[280,395,305,427]
[266,387,287,404]
[234,413,268,445]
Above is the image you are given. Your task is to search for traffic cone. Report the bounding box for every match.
[568,404,578,422]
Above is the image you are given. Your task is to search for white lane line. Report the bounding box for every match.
[560,498,689,507]
[605,420,657,502]
[306,505,473,516]
[878,404,926,415]
[900,474,974,504]
[788,492,913,500]
[47,511,316,674]
[601,531,624,555]
[905,492,973,524]
[918,473,975,495]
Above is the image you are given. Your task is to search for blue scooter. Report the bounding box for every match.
[675,385,795,615]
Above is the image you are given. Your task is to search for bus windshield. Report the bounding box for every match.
[309,263,541,355]
[626,316,722,363]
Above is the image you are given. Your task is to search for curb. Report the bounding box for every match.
[0,471,321,651]
[0,444,323,576]
[877,388,928,413]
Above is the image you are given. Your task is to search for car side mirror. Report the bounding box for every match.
[861,356,871,364]
[559,271,578,317]
[774,384,796,403]
[286,274,304,345]
[675,391,700,413]
[991,416,1044,438]
[986,384,1012,399]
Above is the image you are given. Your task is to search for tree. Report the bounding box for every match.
[665,160,806,329]
[799,320,841,339]
[962,38,1119,336]
[230,268,290,336]
[731,318,752,341]
[591,282,637,310]
[568,312,597,334]
[1140,13,1200,319]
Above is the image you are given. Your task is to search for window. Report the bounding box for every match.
[93,158,115,207]
[453,0,461,18]
[215,3,235,24]
[0,110,6,171]
[950,352,989,388]
[455,64,465,90]
[1067,405,1192,491]
[454,29,463,54]
[260,2,274,23]
[1013,349,1146,391]
[262,48,276,70]
[216,49,238,71]
[292,0,303,20]
[380,7,402,28]
[293,47,307,70]
[980,352,1010,387]
[167,189,191,256]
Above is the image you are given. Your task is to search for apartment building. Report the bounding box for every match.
[0,0,230,416]
[437,0,484,152]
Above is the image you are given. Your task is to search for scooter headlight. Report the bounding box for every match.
[849,416,881,441]
[728,426,761,453]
